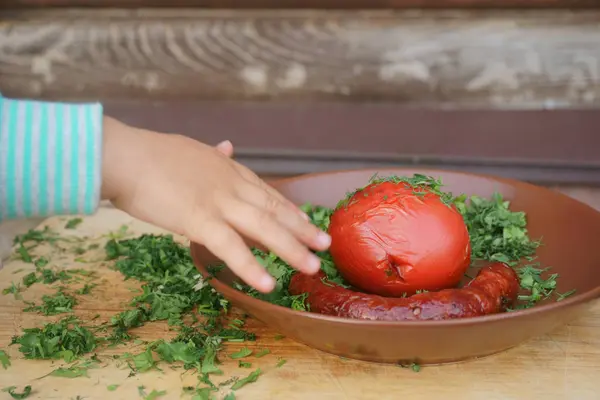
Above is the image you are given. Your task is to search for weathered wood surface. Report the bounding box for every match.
[0,207,600,399]
[4,0,600,9]
[3,9,600,108]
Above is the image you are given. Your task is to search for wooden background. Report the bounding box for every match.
[4,0,600,9]
[2,5,600,184]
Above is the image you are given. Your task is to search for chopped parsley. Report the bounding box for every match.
[337,173,455,209]
[398,362,421,372]
[230,347,253,359]
[65,218,83,230]
[23,289,77,315]
[275,358,287,368]
[49,358,99,378]
[231,368,262,390]
[2,282,23,299]
[254,348,270,358]
[75,283,97,295]
[138,387,166,400]
[0,349,10,369]
[455,193,541,265]
[10,317,97,361]
[2,385,32,399]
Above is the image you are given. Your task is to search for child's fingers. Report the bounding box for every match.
[232,165,307,218]
[222,198,322,276]
[256,180,310,221]
[235,182,330,251]
[187,216,275,293]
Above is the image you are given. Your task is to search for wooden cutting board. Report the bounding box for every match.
[0,207,599,400]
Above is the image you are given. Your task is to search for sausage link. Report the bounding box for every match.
[288,262,520,321]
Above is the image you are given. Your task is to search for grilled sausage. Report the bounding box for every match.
[288,262,520,321]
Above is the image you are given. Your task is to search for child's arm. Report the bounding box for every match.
[0,95,330,293]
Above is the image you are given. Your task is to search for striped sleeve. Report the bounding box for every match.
[0,94,104,221]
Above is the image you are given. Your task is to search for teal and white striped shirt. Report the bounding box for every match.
[0,94,104,221]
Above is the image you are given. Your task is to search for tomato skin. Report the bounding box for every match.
[328,181,471,297]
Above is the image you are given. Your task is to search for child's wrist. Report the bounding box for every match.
[100,116,139,202]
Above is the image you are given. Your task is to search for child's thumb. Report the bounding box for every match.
[215,140,234,158]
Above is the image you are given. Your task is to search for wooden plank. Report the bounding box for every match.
[3,9,600,108]
[1,207,600,400]
[3,0,600,9]
[101,101,600,185]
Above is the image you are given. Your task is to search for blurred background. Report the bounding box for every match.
[1,0,599,258]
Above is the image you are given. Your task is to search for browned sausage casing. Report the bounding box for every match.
[288,262,520,321]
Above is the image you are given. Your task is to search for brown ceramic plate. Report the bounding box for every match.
[191,168,600,365]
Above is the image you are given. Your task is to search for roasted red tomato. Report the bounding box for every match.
[328,178,471,297]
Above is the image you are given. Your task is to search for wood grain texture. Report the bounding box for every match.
[3,9,600,108]
[0,207,599,399]
[4,0,600,9]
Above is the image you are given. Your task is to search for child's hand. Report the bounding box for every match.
[101,117,331,293]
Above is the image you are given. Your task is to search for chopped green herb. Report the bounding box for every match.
[23,289,77,315]
[254,348,270,358]
[125,348,158,373]
[75,283,97,295]
[557,289,577,301]
[274,334,285,340]
[224,393,236,400]
[73,247,87,255]
[275,358,287,368]
[107,224,130,240]
[65,218,83,230]
[510,263,561,309]
[49,360,97,379]
[231,368,261,390]
[14,226,58,245]
[143,389,166,400]
[2,385,32,399]
[16,244,33,263]
[200,341,222,375]
[398,362,421,372]
[456,193,541,265]
[2,282,23,299]
[337,173,455,209]
[230,347,252,359]
[34,257,49,268]
[191,387,216,400]
[107,384,119,391]
[104,234,228,329]
[155,339,204,367]
[238,361,252,368]
[11,316,96,361]
[8,225,264,399]
[22,272,37,288]
[0,349,10,369]
[39,268,71,284]
[108,307,150,343]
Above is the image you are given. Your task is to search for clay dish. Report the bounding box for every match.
[191,168,600,365]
